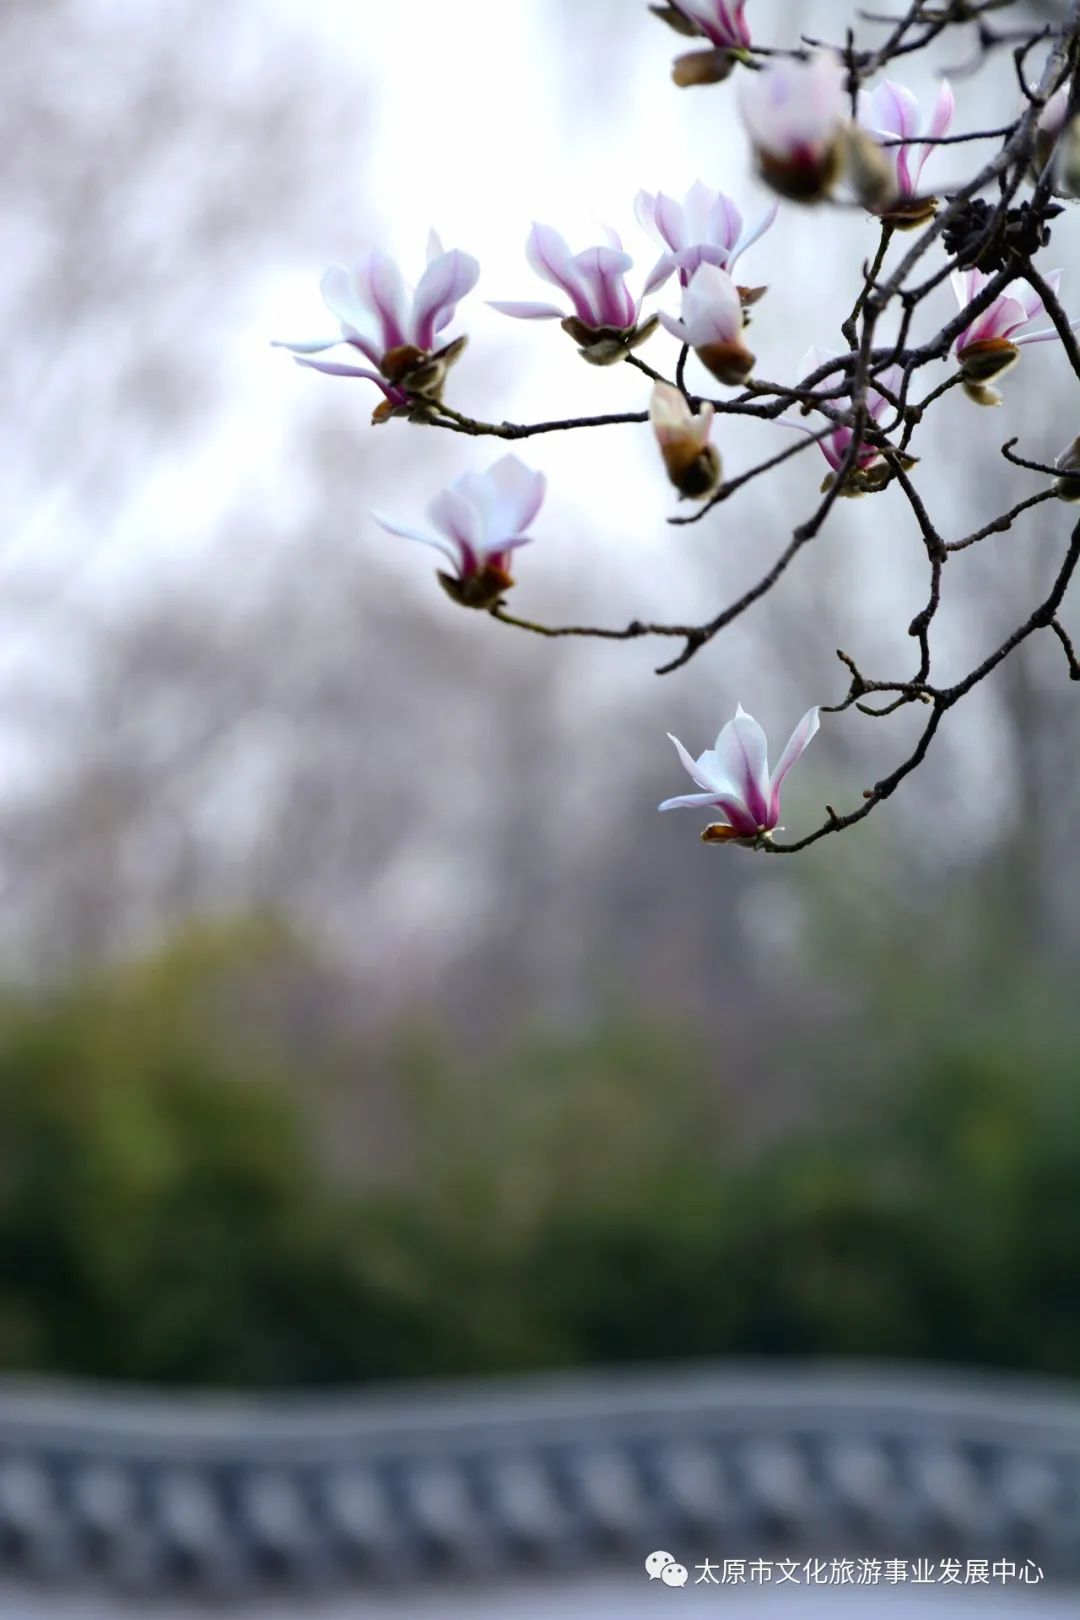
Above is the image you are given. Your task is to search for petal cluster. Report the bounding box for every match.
[275,232,479,418]
[635,181,777,289]
[659,704,820,844]
[952,267,1076,401]
[858,78,955,220]
[491,224,643,330]
[373,454,546,607]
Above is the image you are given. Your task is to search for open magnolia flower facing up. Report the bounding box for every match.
[659,703,820,848]
[783,347,905,495]
[952,267,1077,404]
[659,263,755,385]
[635,181,777,297]
[858,77,955,227]
[490,223,661,364]
[650,383,721,499]
[649,0,752,87]
[372,454,546,609]
[738,52,848,202]
[275,232,479,423]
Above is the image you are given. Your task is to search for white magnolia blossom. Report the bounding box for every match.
[372,454,546,606]
[660,704,821,845]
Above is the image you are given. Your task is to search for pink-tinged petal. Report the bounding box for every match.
[359,251,411,353]
[681,263,742,345]
[487,300,567,320]
[654,191,689,251]
[634,190,660,239]
[798,343,839,382]
[570,245,637,327]
[775,412,836,466]
[767,706,820,822]
[728,199,778,269]
[428,485,483,551]
[661,735,755,830]
[426,228,445,263]
[912,77,955,187]
[865,84,921,193]
[672,243,730,283]
[467,454,547,539]
[272,335,348,354]
[642,252,677,296]
[658,311,692,344]
[525,223,580,297]
[371,511,461,569]
[667,732,727,794]
[1038,83,1070,139]
[1016,269,1059,322]
[411,248,480,349]
[293,357,391,389]
[962,293,1031,347]
[320,263,367,328]
[1014,323,1077,348]
[682,180,716,242]
[868,80,919,140]
[950,267,980,313]
[714,704,771,826]
[658,790,735,813]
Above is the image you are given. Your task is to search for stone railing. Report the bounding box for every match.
[1,1362,1078,1593]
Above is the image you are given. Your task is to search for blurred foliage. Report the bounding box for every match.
[1,918,1079,1386]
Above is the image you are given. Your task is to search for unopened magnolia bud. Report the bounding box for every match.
[1051,112,1080,199]
[843,126,896,212]
[669,442,723,500]
[673,47,736,87]
[958,338,1020,386]
[1055,435,1080,502]
[649,2,700,37]
[695,339,755,386]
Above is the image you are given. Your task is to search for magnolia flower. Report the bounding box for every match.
[858,78,955,226]
[738,52,848,202]
[659,704,820,847]
[783,346,903,493]
[372,454,546,609]
[275,232,479,423]
[650,383,721,500]
[490,223,661,364]
[659,263,755,385]
[952,267,1077,404]
[650,1,752,87]
[635,182,777,292]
